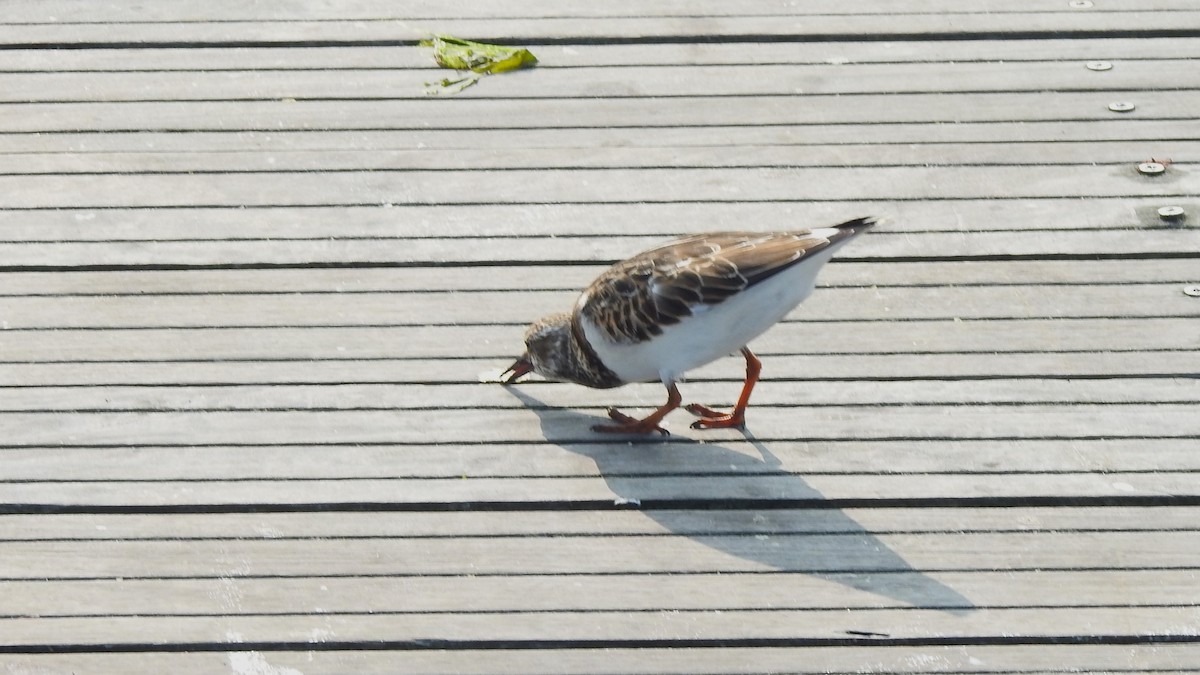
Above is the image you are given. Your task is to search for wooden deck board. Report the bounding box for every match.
[5,437,1196,482]
[3,530,1198,579]
[10,0,1200,21]
[5,283,1197,327]
[5,379,1197,413]
[2,570,1198,632]
[7,61,1200,102]
[4,605,1200,646]
[1,320,1194,365]
[1,353,1191,388]
[2,166,1193,208]
[4,10,1200,45]
[5,231,1200,268]
[1,0,1198,671]
[2,120,1197,154]
[3,506,1196,539]
[2,646,1198,675]
[5,141,1200,176]
[2,473,1198,508]
[4,91,1198,135]
[2,202,1196,251]
[1,259,1195,291]
[3,38,1200,74]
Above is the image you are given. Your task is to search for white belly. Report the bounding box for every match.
[580,247,837,384]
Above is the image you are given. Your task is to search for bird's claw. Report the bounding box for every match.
[591,407,670,436]
[689,417,745,430]
[685,403,746,430]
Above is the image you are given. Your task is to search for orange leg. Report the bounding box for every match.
[593,382,682,436]
[686,347,761,430]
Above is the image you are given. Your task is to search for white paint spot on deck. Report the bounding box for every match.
[227,651,304,675]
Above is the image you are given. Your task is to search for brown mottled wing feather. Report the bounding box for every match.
[579,220,871,344]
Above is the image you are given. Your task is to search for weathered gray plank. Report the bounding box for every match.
[4,39,1200,73]
[2,260,1193,294]
[9,0,1197,22]
[4,437,1196,481]
[4,11,1199,45]
[3,140,1195,175]
[4,142,1197,175]
[1,119,1195,155]
[3,92,1195,133]
[1,351,1191,386]
[1,601,1198,645]
[5,61,1197,102]
[2,284,1194,329]
[3,507,1195,540]
[1,569,1196,620]
[1,532,1198,578]
[6,438,1200,484]
[4,319,1193,363]
[1,572,1196,645]
[1,200,1194,244]
[4,379,1196,414]
[1,470,1196,506]
[0,571,1190,648]
[27,38,1200,70]
[1,646,1196,675]
[1,646,1197,675]
[5,229,1199,266]
[0,166,1192,209]
[0,402,1195,448]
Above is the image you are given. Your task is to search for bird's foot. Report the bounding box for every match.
[685,403,746,430]
[592,407,670,436]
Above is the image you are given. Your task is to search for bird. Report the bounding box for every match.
[501,217,877,434]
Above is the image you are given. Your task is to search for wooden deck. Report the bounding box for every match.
[2,1,1199,672]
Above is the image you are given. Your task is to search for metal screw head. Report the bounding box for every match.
[1108,101,1136,112]
[1086,61,1112,71]
[1157,206,1185,220]
[1138,162,1167,176]
[1069,0,1093,6]
[1184,286,1200,297]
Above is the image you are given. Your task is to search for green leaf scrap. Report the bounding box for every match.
[420,35,538,94]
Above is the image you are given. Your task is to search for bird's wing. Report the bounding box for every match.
[578,226,858,344]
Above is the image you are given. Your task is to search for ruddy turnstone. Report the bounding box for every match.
[501,217,877,434]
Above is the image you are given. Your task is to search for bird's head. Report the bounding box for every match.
[501,312,575,384]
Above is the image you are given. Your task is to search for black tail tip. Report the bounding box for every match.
[835,216,885,234]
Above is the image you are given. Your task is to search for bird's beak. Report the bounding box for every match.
[500,355,534,384]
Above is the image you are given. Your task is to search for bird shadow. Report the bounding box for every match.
[505,386,975,614]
